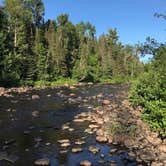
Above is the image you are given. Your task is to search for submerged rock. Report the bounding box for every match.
[88,146,100,154]
[57,139,70,144]
[80,160,92,166]
[32,95,40,100]
[34,158,50,165]
[32,111,39,118]
[73,118,85,123]
[71,147,83,153]
[110,160,117,166]
[60,142,71,148]
[69,93,76,97]
[75,140,85,145]
[110,148,118,153]
[0,152,19,163]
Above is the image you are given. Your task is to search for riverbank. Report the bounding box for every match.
[0,82,130,97]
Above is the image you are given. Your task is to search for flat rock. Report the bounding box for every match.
[73,118,85,123]
[32,95,40,100]
[69,93,76,97]
[84,128,93,134]
[68,128,75,131]
[75,140,85,145]
[57,139,70,144]
[89,124,99,129]
[80,160,92,166]
[146,136,162,146]
[71,147,83,153]
[34,158,50,165]
[32,111,39,117]
[102,99,110,105]
[151,162,163,166]
[88,146,100,154]
[96,136,108,143]
[158,145,166,153]
[139,151,156,161]
[62,125,70,130]
[110,148,118,153]
[110,161,117,166]
[96,129,105,136]
[60,142,71,148]
[59,150,68,154]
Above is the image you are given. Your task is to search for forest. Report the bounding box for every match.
[0,0,144,87]
[0,1,165,165]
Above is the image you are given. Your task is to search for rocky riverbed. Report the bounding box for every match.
[0,83,165,166]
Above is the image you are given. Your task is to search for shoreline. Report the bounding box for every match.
[0,82,130,97]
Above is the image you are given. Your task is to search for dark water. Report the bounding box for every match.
[0,84,138,166]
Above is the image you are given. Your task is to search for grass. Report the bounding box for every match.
[18,76,135,88]
[105,121,138,141]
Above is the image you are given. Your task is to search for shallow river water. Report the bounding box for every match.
[0,84,139,166]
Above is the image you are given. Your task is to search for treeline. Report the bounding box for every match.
[0,0,143,87]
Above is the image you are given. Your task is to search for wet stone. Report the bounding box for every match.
[110,161,117,166]
[73,118,85,123]
[32,95,40,100]
[60,142,71,148]
[80,160,92,166]
[0,152,19,163]
[45,142,51,146]
[34,158,50,165]
[96,136,108,143]
[75,140,85,145]
[89,124,99,129]
[34,137,42,142]
[110,148,118,153]
[32,111,39,118]
[88,146,100,154]
[24,130,31,134]
[57,139,70,144]
[102,99,110,105]
[4,139,16,145]
[71,147,83,153]
[100,154,105,158]
[60,150,68,154]
[151,162,163,166]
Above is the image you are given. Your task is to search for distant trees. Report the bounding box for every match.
[0,0,143,87]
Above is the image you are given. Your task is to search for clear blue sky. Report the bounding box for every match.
[0,0,166,45]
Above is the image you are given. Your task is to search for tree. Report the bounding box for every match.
[34,28,48,81]
[98,34,109,76]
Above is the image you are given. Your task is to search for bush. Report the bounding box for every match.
[130,71,166,136]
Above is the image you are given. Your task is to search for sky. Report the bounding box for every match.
[0,0,166,45]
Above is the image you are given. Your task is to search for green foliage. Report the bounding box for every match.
[0,0,142,87]
[130,46,166,136]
